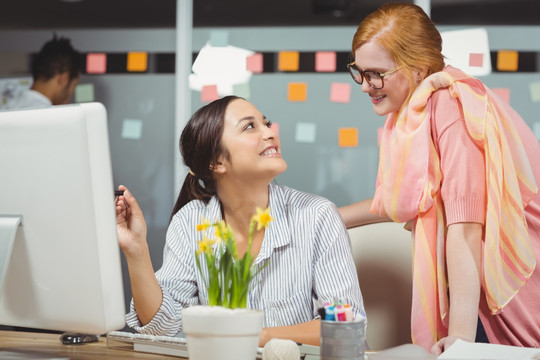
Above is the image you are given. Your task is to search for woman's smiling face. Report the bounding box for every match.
[218,99,287,181]
[354,40,411,116]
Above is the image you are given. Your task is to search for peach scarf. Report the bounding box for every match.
[371,66,537,350]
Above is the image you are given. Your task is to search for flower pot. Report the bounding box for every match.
[182,305,263,360]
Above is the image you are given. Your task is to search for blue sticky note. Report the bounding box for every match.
[210,30,229,47]
[295,122,316,143]
[122,119,143,140]
[529,81,540,103]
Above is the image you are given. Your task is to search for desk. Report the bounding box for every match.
[0,330,184,360]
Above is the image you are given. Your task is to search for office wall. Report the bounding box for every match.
[1,25,540,324]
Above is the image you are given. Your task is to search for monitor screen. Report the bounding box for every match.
[0,103,126,335]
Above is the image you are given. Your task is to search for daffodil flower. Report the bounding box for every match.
[196,235,215,255]
[214,220,228,240]
[194,208,273,308]
[252,207,273,231]
[196,216,212,232]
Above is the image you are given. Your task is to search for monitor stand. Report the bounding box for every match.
[0,216,21,292]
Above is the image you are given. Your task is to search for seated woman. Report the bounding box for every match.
[115,96,365,346]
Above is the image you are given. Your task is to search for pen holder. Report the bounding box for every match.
[320,319,366,360]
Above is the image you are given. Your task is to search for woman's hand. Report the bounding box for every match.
[431,335,465,355]
[115,185,148,256]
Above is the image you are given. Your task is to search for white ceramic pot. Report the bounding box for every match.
[182,305,263,360]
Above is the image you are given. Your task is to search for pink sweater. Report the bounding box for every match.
[430,88,540,347]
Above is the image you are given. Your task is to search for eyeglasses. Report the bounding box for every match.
[347,62,401,89]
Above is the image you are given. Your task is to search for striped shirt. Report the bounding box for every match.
[126,184,366,336]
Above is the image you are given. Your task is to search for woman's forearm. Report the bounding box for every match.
[446,222,483,341]
[338,198,390,228]
[259,319,321,347]
[125,244,163,326]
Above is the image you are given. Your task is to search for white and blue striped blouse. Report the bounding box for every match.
[126,183,366,336]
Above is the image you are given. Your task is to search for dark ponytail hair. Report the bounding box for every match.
[169,96,241,221]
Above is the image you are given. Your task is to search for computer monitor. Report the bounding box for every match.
[0,103,126,335]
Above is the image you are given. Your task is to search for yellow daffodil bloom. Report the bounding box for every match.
[196,235,215,255]
[214,220,228,240]
[253,207,273,231]
[196,216,211,232]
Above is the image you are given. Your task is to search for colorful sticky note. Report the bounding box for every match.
[278,51,300,72]
[288,82,307,102]
[492,88,510,103]
[315,51,337,72]
[469,53,483,67]
[201,84,220,102]
[534,122,540,141]
[233,83,250,99]
[330,83,351,103]
[122,119,143,140]
[529,81,540,103]
[246,53,263,73]
[86,53,107,74]
[295,122,316,143]
[127,52,148,72]
[441,28,491,76]
[270,122,280,137]
[496,50,518,72]
[339,128,358,147]
[210,30,229,47]
[74,83,94,103]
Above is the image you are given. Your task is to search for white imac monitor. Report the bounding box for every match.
[0,103,126,335]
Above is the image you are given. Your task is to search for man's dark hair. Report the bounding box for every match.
[32,34,81,81]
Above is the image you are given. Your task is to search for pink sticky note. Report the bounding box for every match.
[86,53,107,74]
[201,85,220,103]
[270,122,280,137]
[492,88,510,103]
[469,53,483,67]
[330,83,351,103]
[377,127,383,146]
[315,51,336,72]
[246,53,263,73]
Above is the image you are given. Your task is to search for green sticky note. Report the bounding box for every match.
[75,83,94,103]
[233,83,250,99]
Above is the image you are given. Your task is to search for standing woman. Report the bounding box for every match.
[116,96,365,346]
[339,2,540,354]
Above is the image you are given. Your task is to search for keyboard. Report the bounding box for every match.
[106,330,320,359]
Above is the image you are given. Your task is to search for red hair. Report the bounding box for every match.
[352,2,445,96]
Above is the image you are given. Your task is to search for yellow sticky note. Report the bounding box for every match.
[496,50,518,72]
[288,82,307,102]
[279,51,299,72]
[339,128,358,147]
[127,52,148,72]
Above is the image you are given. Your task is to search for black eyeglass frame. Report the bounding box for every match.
[347,62,401,89]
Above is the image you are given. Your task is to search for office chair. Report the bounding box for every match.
[348,222,413,350]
